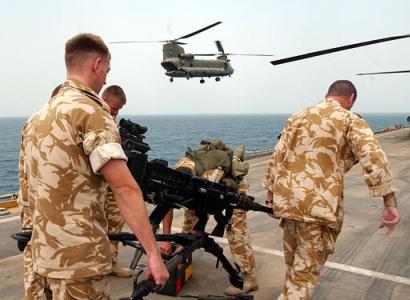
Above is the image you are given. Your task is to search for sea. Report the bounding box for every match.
[0,113,408,195]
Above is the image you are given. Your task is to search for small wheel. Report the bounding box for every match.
[170,78,174,82]
[215,77,221,82]
[200,79,205,84]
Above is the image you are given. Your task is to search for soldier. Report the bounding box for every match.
[21,33,168,299]
[100,85,133,278]
[263,80,400,300]
[18,84,61,299]
[161,140,258,296]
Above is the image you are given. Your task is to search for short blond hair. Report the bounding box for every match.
[65,33,110,70]
[102,85,127,104]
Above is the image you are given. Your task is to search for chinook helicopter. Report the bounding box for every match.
[111,21,273,83]
[269,34,409,66]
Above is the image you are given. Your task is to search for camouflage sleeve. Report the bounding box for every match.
[18,125,27,206]
[18,123,32,229]
[82,109,127,174]
[263,131,285,192]
[348,115,395,197]
[343,148,359,173]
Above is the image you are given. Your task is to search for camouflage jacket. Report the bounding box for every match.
[263,99,395,231]
[23,79,127,279]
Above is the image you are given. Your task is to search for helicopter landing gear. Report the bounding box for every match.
[200,78,205,84]
[215,77,221,82]
[170,78,174,82]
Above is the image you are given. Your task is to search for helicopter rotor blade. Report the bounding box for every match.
[175,21,222,41]
[226,53,274,56]
[192,53,218,56]
[215,40,225,54]
[109,40,164,44]
[357,70,410,75]
[110,40,187,45]
[271,34,410,65]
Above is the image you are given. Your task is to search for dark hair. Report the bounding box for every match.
[326,80,357,99]
[65,33,110,69]
[102,85,127,104]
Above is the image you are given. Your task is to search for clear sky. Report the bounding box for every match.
[0,0,409,117]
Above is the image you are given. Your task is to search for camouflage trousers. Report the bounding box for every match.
[182,208,256,273]
[24,241,50,300]
[24,242,110,299]
[105,190,126,265]
[47,276,111,300]
[278,219,339,300]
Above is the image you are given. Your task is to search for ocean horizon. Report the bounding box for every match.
[1,113,409,194]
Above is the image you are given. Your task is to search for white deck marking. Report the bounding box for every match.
[0,215,19,224]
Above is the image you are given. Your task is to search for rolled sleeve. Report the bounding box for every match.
[89,142,127,174]
[81,109,127,174]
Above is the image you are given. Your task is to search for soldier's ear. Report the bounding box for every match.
[91,57,102,72]
[349,93,356,106]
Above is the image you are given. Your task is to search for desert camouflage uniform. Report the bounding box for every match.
[104,188,125,264]
[264,98,395,299]
[22,79,127,298]
[177,156,256,273]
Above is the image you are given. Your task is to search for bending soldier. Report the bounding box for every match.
[162,140,258,296]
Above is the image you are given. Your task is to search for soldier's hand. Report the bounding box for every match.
[379,206,400,235]
[146,252,169,287]
[266,192,278,219]
[160,241,172,255]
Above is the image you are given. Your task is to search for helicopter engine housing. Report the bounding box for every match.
[178,53,195,59]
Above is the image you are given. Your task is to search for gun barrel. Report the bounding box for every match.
[234,196,272,214]
[248,202,273,214]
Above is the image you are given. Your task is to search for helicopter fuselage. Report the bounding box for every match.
[161,56,234,78]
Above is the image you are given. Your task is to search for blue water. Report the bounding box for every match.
[0,113,408,194]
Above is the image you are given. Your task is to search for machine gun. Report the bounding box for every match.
[117,119,272,298]
[119,118,272,236]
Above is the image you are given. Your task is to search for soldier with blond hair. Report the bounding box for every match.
[100,84,133,278]
[264,80,400,300]
[20,33,168,299]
